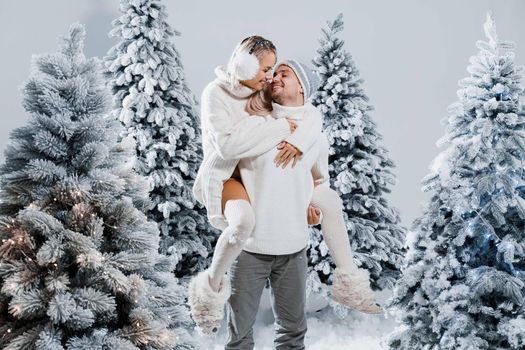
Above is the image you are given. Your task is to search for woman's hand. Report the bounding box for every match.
[286,117,297,133]
[275,142,302,168]
[307,205,322,225]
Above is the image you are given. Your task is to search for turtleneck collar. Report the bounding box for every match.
[271,102,309,120]
[214,65,255,99]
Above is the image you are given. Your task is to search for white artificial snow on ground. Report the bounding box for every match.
[193,288,397,350]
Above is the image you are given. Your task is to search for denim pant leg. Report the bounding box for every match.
[269,248,308,350]
[225,250,273,350]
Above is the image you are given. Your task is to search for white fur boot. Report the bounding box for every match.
[188,269,231,335]
[331,267,383,314]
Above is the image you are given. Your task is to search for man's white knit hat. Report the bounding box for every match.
[277,60,321,101]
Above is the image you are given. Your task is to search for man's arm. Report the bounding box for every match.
[311,132,330,186]
[307,133,331,225]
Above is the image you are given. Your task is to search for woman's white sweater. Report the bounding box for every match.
[193,66,291,229]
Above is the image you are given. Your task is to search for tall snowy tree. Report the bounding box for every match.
[389,13,525,349]
[307,13,406,302]
[105,0,216,277]
[0,24,196,349]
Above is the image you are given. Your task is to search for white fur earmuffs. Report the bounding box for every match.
[227,42,260,82]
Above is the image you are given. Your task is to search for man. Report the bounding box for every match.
[226,60,326,349]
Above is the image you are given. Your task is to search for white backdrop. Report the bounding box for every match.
[1,0,524,226]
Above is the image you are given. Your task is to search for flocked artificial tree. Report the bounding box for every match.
[307,13,406,304]
[105,0,217,277]
[0,23,196,350]
[389,13,525,349]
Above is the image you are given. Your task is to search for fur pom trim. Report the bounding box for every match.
[188,270,232,335]
[332,267,383,314]
[231,50,259,81]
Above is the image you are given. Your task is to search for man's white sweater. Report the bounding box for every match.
[239,103,330,255]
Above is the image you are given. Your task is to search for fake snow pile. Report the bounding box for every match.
[194,289,396,349]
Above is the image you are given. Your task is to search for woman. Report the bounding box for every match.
[189,36,380,335]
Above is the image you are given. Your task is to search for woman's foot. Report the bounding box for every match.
[188,269,231,335]
[331,267,383,314]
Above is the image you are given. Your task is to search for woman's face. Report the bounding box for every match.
[240,51,276,91]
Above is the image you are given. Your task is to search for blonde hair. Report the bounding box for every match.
[229,36,276,116]
[236,35,276,62]
[245,85,273,116]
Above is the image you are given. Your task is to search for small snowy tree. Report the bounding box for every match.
[0,24,195,349]
[307,13,406,302]
[388,13,525,349]
[105,0,217,277]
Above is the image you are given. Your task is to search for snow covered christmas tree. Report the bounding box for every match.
[105,0,217,277]
[0,23,195,349]
[307,13,406,300]
[389,13,525,349]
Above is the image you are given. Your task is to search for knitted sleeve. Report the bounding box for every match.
[284,104,323,154]
[202,85,291,160]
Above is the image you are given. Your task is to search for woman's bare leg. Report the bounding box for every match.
[207,178,255,292]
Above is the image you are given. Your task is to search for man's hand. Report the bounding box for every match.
[274,141,302,169]
[307,205,322,225]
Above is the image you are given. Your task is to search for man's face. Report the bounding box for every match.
[271,65,303,104]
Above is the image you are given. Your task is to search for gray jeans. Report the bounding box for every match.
[225,247,308,350]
